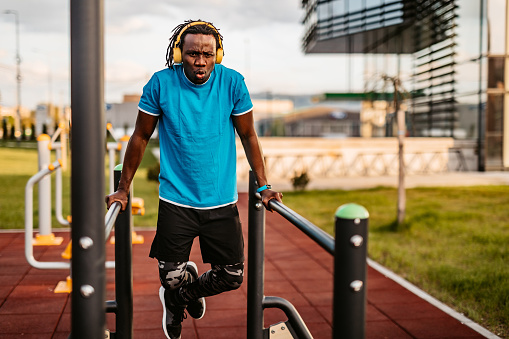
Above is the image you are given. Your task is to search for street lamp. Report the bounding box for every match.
[4,10,22,141]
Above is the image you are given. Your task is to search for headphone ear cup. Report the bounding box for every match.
[216,48,223,64]
[173,47,182,63]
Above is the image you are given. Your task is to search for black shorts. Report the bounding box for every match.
[149,199,245,265]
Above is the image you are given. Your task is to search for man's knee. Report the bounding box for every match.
[214,263,244,291]
[158,261,187,290]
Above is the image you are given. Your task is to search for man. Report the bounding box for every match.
[105,20,282,339]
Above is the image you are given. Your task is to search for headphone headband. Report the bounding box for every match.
[174,21,223,49]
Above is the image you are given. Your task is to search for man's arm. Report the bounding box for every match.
[105,111,159,211]
[232,110,282,209]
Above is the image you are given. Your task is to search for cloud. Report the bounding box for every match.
[106,59,148,83]
[103,0,302,32]
[106,17,152,35]
[1,0,69,34]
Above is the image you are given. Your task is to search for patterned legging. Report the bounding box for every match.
[158,261,244,304]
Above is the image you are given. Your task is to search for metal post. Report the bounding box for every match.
[114,164,133,338]
[54,146,70,226]
[119,135,130,163]
[37,134,52,236]
[4,9,22,142]
[70,0,105,338]
[107,143,118,193]
[247,171,265,339]
[333,203,369,339]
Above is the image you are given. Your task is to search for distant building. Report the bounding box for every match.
[257,103,360,137]
[300,0,507,171]
[105,94,152,138]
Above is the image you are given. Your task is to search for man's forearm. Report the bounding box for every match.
[241,134,268,187]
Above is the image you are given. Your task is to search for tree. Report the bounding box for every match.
[382,75,408,226]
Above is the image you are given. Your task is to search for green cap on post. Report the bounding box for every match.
[335,203,369,220]
[114,164,123,171]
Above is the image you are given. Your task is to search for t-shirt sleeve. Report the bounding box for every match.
[232,76,253,116]
[138,73,162,116]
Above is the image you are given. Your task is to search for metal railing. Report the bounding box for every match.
[247,171,369,339]
[24,160,115,270]
[103,165,134,339]
[25,161,133,338]
[237,148,468,182]
[25,160,69,269]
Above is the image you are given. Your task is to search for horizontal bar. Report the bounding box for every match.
[263,296,312,339]
[105,202,121,240]
[258,194,335,255]
[25,161,70,270]
[105,300,118,313]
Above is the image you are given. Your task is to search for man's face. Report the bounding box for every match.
[181,33,217,85]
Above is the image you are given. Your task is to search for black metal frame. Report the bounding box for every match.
[106,168,134,338]
[246,171,369,338]
[247,171,313,339]
[69,2,133,336]
[70,0,106,337]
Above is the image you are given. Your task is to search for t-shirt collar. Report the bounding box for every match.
[182,67,214,86]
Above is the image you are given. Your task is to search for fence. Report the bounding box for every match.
[238,147,468,182]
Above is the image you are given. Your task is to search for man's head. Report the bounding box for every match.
[166,20,223,84]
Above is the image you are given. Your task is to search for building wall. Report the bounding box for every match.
[299,0,509,171]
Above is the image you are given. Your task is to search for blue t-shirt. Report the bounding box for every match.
[138,64,253,209]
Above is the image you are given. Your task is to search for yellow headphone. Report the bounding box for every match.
[173,21,224,64]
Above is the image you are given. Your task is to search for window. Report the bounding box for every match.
[487,57,505,89]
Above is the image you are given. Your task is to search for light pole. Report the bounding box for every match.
[4,10,22,141]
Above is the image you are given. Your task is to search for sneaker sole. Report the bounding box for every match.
[159,286,181,339]
[186,261,206,320]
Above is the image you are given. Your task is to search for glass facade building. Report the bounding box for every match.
[301,0,509,171]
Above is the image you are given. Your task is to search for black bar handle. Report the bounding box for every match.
[333,204,369,339]
[113,165,133,339]
[266,197,335,255]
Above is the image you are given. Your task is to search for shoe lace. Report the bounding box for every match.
[179,310,187,323]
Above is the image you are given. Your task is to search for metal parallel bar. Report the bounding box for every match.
[70,0,105,338]
[263,296,312,339]
[25,161,69,270]
[333,205,369,339]
[105,300,117,313]
[54,147,70,226]
[107,143,117,194]
[248,172,315,339]
[113,166,133,339]
[266,198,335,255]
[248,171,369,338]
[24,159,116,271]
[247,171,266,339]
[105,202,121,240]
[37,134,53,236]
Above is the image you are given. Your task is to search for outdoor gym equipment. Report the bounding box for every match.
[32,126,70,246]
[247,171,369,339]
[24,158,116,270]
[106,123,144,245]
[66,1,367,337]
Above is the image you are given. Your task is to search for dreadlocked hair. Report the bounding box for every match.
[165,19,224,70]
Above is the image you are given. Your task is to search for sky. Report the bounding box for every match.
[0,0,370,110]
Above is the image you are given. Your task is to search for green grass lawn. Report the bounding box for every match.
[0,144,160,229]
[282,187,509,338]
[1,145,507,337]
